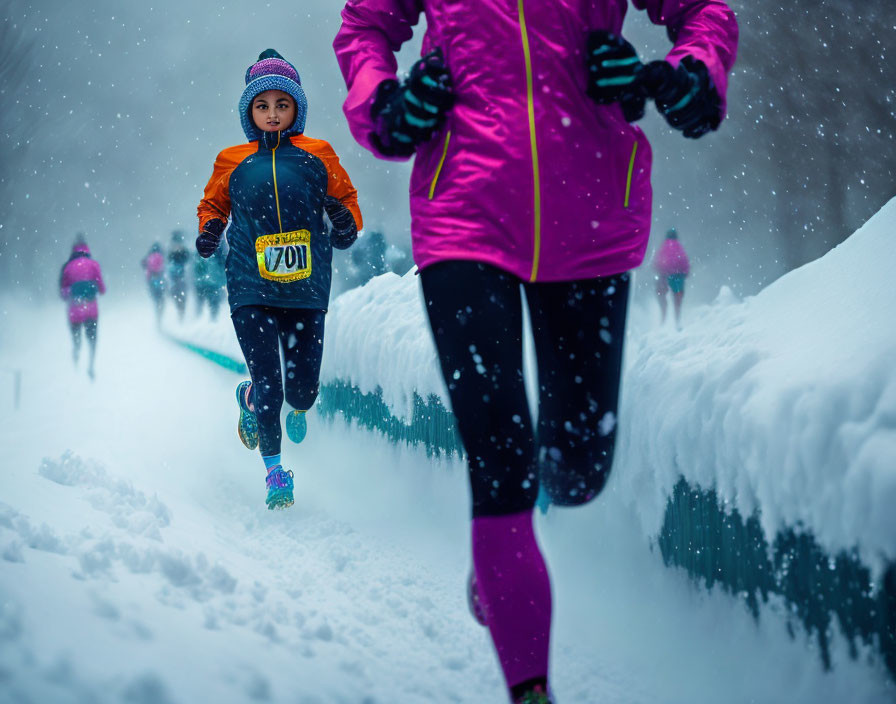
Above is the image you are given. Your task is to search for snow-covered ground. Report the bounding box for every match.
[1,291,893,703]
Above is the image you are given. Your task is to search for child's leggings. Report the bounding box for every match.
[231,305,325,457]
[420,260,629,696]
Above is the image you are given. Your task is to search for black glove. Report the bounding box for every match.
[641,57,721,139]
[324,196,358,250]
[371,48,454,157]
[196,218,225,258]
[586,30,647,123]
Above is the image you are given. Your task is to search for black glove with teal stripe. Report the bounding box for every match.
[371,49,454,157]
[324,196,358,250]
[641,57,722,139]
[586,30,647,123]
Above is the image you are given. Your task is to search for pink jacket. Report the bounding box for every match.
[60,243,106,324]
[334,0,737,282]
[143,251,165,280]
[654,237,690,276]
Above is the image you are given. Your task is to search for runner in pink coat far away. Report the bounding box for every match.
[653,227,690,328]
[335,1,737,701]
[59,235,106,379]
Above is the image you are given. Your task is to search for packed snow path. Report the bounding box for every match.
[0,300,891,704]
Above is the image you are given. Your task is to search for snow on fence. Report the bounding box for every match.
[168,200,896,681]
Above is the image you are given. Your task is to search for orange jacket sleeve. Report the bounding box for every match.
[196,144,256,232]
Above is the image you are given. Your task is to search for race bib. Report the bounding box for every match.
[255,230,312,282]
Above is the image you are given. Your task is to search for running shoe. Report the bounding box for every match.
[236,380,259,450]
[265,465,294,510]
[514,686,552,704]
[285,409,307,444]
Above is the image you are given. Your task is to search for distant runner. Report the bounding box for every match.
[142,242,166,327]
[60,235,106,379]
[654,228,691,329]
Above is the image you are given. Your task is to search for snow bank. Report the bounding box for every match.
[615,199,896,572]
[168,200,896,572]
[321,269,447,422]
[320,201,896,573]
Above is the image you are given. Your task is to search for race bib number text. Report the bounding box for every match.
[255,230,312,282]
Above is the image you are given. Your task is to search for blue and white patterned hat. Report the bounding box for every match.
[239,49,308,141]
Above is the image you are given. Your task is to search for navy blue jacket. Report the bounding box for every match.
[198,131,362,312]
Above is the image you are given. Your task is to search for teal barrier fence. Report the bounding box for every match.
[163,334,248,374]
[317,380,463,458]
[169,335,895,682]
[658,478,896,680]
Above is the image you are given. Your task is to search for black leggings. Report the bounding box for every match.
[70,319,98,348]
[231,305,325,456]
[420,261,629,517]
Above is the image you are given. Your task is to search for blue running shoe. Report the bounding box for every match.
[285,409,307,444]
[265,466,294,510]
[236,380,259,450]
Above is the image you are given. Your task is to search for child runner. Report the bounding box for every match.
[335,2,737,702]
[196,49,362,510]
[653,228,690,328]
[59,235,106,379]
[141,242,166,327]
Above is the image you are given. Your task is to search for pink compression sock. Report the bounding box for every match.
[472,510,552,694]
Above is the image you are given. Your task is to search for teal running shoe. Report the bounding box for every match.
[265,466,294,510]
[236,380,259,450]
[285,409,307,444]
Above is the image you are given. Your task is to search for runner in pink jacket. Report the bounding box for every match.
[654,227,690,327]
[336,3,737,701]
[59,237,106,378]
[335,0,737,283]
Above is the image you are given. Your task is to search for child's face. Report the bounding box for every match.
[252,90,296,132]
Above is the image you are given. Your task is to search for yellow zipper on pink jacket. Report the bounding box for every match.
[518,0,543,283]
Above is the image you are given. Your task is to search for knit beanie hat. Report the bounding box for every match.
[665,228,678,239]
[239,49,308,141]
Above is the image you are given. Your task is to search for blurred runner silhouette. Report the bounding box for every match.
[59,235,106,379]
[142,242,166,327]
[168,231,190,322]
[654,228,690,329]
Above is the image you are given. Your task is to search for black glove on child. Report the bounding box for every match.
[640,57,722,139]
[371,48,454,157]
[196,218,225,258]
[324,196,358,250]
[586,30,647,123]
